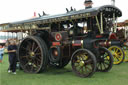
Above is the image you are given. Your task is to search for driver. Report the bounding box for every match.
[84,0,93,9]
[84,0,95,35]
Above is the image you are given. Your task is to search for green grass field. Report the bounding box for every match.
[0,54,128,85]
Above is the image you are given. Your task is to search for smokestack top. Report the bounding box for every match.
[34,12,36,17]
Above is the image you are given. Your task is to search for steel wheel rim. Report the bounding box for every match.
[19,38,43,73]
[72,50,95,77]
[108,46,124,64]
[122,46,128,62]
[97,48,112,71]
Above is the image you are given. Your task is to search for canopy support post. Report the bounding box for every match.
[113,13,116,32]
[100,12,103,34]
[95,16,101,34]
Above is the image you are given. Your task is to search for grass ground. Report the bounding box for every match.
[0,54,128,85]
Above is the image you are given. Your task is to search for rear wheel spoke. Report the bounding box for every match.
[32,42,35,51]
[34,47,39,52]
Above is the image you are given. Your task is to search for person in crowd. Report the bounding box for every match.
[8,40,17,74]
[0,45,4,63]
[84,0,93,9]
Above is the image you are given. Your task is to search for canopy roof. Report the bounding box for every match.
[11,5,122,25]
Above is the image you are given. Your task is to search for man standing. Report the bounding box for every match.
[84,0,93,9]
[8,40,17,74]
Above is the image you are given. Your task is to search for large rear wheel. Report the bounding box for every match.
[18,36,49,73]
[71,49,96,78]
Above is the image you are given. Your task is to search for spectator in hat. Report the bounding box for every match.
[84,0,100,36]
[84,0,93,9]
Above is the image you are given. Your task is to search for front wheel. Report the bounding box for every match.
[122,45,128,62]
[108,46,124,65]
[97,47,113,72]
[71,49,96,78]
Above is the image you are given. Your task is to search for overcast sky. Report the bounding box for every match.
[0,0,127,24]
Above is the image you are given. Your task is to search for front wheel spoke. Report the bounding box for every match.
[81,54,87,60]
[100,63,105,70]
[104,57,110,61]
[104,59,109,63]
[99,63,102,70]
[76,60,80,63]
[75,66,80,72]
[115,57,120,61]
[102,62,107,69]
[115,49,119,53]
[76,56,80,60]
[74,63,79,67]
[104,58,109,61]
[84,59,92,64]
[85,65,92,72]
[97,63,100,68]
[103,55,108,58]
[80,67,84,73]
[117,52,121,55]
[104,62,110,66]
[113,48,116,52]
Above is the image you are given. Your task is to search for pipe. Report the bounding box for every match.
[99,40,121,47]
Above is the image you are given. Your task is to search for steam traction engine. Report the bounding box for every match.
[8,5,122,77]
